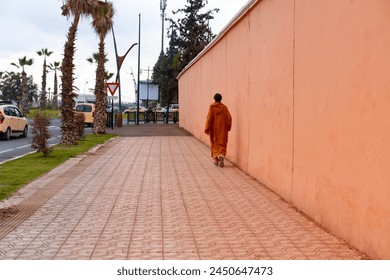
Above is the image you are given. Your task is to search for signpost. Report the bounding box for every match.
[106,82,120,129]
[106,82,119,96]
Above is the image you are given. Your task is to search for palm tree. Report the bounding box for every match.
[11,56,33,114]
[91,1,114,134]
[48,61,61,109]
[37,48,53,110]
[87,52,114,80]
[86,52,102,64]
[60,0,96,145]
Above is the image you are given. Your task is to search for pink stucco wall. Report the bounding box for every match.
[178,0,390,259]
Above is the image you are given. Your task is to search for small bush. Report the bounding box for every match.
[31,112,52,157]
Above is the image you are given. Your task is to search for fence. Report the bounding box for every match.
[124,111,179,124]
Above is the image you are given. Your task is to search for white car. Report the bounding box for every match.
[0,101,29,140]
[124,106,146,113]
[153,107,165,113]
[160,104,179,113]
[169,104,179,112]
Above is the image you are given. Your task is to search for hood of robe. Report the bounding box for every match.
[210,102,226,115]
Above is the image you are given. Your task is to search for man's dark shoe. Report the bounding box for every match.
[218,155,224,167]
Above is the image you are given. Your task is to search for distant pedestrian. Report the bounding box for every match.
[204,93,232,167]
[146,107,154,123]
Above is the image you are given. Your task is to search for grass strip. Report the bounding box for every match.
[26,108,61,119]
[0,133,115,201]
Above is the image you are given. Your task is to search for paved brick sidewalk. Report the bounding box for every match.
[0,126,365,259]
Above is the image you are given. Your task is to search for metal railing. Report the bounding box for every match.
[124,111,179,124]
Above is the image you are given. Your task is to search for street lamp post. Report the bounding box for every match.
[160,0,167,54]
[136,13,141,125]
[140,66,152,108]
[111,27,137,112]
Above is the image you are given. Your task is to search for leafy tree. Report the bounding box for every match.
[0,72,18,101]
[0,71,38,104]
[47,61,61,109]
[90,0,114,134]
[60,0,96,145]
[10,56,34,114]
[37,48,53,110]
[153,0,218,111]
[170,0,218,70]
[153,51,180,105]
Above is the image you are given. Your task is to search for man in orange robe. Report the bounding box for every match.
[204,93,232,167]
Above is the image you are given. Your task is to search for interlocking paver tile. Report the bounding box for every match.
[0,131,367,260]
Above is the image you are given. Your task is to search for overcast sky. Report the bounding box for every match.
[0,0,249,103]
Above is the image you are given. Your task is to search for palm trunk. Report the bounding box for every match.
[61,14,80,145]
[40,58,47,110]
[21,71,29,115]
[53,70,58,109]
[93,33,107,134]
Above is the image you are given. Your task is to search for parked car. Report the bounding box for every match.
[153,107,165,113]
[75,103,95,126]
[106,105,120,113]
[169,104,179,112]
[0,101,29,140]
[123,106,146,113]
[161,104,179,113]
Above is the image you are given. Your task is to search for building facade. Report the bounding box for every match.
[178,0,390,259]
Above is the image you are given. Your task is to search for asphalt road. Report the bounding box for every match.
[0,119,91,164]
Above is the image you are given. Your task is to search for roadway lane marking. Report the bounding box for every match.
[0,149,14,154]
[0,135,61,158]
[0,151,36,165]
[0,138,59,154]
[14,144,31,150]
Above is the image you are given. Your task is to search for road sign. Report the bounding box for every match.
[106,82,120,96]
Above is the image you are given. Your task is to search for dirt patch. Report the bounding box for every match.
[0,206,19,221]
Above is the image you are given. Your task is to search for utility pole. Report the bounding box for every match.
[136,13,141,125]
[140,66,152,108]
[160,0,167,54]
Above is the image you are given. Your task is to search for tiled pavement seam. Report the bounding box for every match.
[0,136,365,260]
[0,155,101,240]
